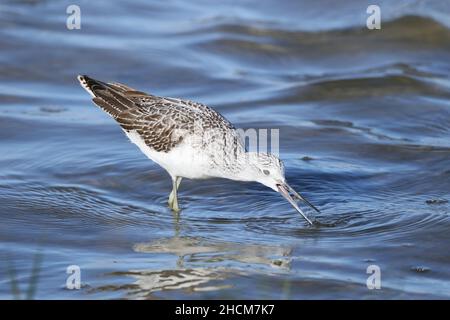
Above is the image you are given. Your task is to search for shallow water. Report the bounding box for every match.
[1,0,449,299]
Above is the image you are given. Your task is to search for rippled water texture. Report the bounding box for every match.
[0,0,449,299]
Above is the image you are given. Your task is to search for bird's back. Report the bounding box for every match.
[78,75,245,178]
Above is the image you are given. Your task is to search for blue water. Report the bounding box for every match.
[0,0,449,299]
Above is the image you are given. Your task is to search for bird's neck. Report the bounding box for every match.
[210,156,256,182]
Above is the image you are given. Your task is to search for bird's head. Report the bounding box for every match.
[245,152,285,191]
[245,152,320,225]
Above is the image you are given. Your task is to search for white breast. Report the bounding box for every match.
[124,130,211,179]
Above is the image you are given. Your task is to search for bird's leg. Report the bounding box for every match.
[168,177,181,205]
[170,177,182,212]
[168,188,175,207]
[168,177,182,212]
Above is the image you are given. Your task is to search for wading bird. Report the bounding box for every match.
[78,75,319,224]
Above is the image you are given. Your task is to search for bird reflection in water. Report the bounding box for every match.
[120,213,292,296]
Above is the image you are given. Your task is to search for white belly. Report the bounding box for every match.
[124,130,211,179]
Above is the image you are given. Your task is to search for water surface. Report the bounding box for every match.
[0,0,449,299]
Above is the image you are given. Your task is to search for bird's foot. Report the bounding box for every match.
[168,197,181,212]
[169,202,181,212]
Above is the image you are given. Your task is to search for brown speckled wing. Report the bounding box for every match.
[115,98,237,153]
[80,75,242,154]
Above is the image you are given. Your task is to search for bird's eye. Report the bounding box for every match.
[263,169,270,176]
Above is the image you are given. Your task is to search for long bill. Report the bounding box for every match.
[286,184,321,213]
[277,183,313,225]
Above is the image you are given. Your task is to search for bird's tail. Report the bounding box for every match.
[77,75,135,118]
